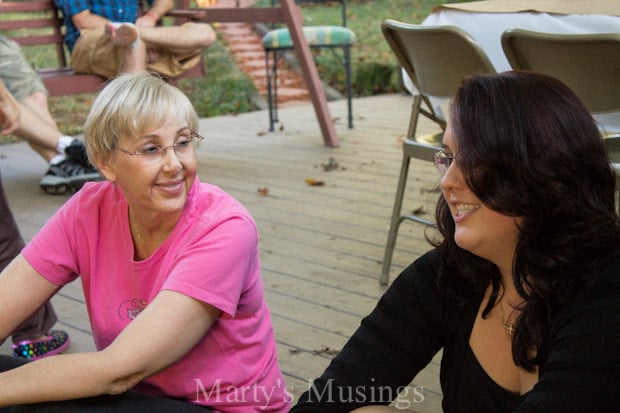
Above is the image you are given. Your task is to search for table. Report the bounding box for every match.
[170,0,340,147]
[401,0,620,131]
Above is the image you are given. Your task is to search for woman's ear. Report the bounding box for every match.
[94,153,117,182]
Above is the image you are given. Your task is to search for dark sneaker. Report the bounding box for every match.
[64,139,90,166]
[12,330,71,360]
[40,158,102,195]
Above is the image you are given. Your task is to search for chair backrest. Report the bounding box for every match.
[501,29,620,114]
[381,20,496,100]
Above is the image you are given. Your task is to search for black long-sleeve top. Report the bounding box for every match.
[291,249,620,412]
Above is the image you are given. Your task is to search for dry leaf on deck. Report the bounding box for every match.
[305,178,325,186]
[413,206,425,215]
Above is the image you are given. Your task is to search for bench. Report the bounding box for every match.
[0,0,206,97]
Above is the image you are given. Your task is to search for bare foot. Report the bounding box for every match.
[105,23,139,48]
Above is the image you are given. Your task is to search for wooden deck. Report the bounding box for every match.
[0,94,444,411]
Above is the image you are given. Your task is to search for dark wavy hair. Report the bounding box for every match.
[434,71,620,371]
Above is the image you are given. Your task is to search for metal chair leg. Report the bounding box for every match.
[380,98,441,284]
[273,50,280,126]
[345,45,353,129]
[265,49,275,132]
[380,153,411,285]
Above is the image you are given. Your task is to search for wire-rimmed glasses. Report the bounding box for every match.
[433,150,454,175]
[114,131,204,165]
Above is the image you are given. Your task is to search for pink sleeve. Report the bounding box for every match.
[22,194,83,285]
[161,214,260,317]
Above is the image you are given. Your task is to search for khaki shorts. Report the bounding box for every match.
[0,36,48,100]
[71,25,202,79]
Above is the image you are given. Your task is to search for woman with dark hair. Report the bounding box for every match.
[291,71,620,412]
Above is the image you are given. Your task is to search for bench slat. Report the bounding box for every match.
[40,69,107,96]
[0,1,56,13]
[0,18,61,32]
[7,34,63,48]
[0,0,206,97]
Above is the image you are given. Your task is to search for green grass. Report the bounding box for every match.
[19,33,258,135]
[7,0,458,136]
[303,0,472,94]
[177,41,259,117]
[257,0,450,95]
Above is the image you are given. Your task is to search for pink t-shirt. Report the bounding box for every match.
[22,178,290,412]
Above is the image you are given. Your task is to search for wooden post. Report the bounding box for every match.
[167,1,340,147]
[278,0,339,147]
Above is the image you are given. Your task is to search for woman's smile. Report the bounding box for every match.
[154,177,185,196]
[454,202,481,219]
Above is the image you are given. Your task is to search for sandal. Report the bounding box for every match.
[12,330,71,360]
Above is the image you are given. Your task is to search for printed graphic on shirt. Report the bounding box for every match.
[118,299,147,320]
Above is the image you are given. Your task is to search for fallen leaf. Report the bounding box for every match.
[413,206,425,215]
[305,178,325,186]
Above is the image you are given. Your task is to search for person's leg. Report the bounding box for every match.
[10,102,64,163]
[119,37,148,74]
[140,23,215,77]
[4,99,102,195]
[20,91,58,129]
[101,22,215,75]
[139,22,215,54]
[71,28,132,78]
[72,23,214,78]
[104,23,148,73]
[0,173,25,273]
[0,174,65,355]
[0,37,59,162]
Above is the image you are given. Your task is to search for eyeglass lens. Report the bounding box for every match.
[433,151,453,175]
[141,136,202,162]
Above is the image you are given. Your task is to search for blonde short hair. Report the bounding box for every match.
[84,72,199,164]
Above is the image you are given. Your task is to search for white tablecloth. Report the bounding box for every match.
[401,5,620,131]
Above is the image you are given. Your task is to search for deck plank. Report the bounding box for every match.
[0,93,444,411]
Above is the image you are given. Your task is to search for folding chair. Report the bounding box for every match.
[380,20,496,284]
[262,0,356,131]
[501,29,620,211]
[501,29,620,127]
